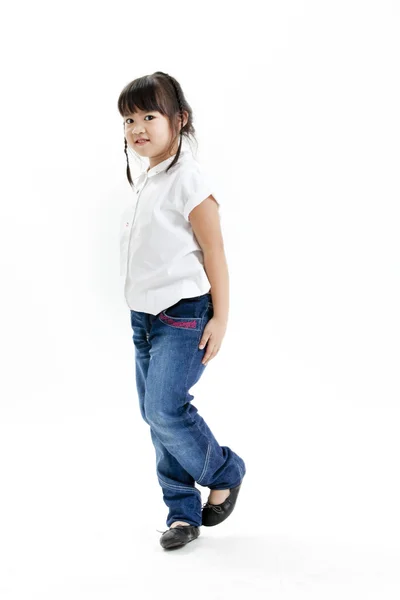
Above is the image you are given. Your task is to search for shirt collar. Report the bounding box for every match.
[144,146,192,178]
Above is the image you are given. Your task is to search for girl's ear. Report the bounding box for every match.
[181,110,189,128]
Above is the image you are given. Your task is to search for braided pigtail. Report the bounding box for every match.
[153,71,186,173]
[123,134,134,188]
[164,74,184,173]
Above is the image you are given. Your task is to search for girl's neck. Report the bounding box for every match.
[147,146,180,172]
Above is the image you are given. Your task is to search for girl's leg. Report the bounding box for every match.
[130,308,201,527]
[144,294,246,527]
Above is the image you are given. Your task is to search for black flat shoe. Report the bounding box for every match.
[159,525,200,549]
[201,482,243,527]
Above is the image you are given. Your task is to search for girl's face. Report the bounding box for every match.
[124,108,186,165]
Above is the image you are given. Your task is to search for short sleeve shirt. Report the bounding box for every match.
[120,145,221,315]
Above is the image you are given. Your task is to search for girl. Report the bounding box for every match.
[118,71,246,550]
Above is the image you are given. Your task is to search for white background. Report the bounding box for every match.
[0,0,399,598]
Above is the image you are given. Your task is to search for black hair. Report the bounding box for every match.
[117,71,197,188]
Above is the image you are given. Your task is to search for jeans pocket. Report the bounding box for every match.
[158,295,209,329]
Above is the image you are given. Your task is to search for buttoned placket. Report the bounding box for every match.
[123,161,166,278]
[125,172,149,275]
[123,154,181,282]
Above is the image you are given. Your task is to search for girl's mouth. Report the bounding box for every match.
[136,140,150,145]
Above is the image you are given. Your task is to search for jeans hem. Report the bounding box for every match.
[166,520,202,528]
[208,476,244,491]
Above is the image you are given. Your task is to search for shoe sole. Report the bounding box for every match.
[161,539,195,549]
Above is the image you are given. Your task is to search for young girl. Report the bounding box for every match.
[118,71,246,550]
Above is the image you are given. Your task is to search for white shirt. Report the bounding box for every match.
[120,145,221,315]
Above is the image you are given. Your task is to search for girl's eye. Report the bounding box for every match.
[125,115,154,124]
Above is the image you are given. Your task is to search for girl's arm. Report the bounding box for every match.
[188,196,229,326]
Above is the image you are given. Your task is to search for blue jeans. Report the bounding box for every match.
[129,292,246,527]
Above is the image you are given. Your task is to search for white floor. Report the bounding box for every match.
[1,410,399,600]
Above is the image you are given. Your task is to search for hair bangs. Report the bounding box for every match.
[118,77,169,118]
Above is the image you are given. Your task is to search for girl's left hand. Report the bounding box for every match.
[198,317,227,365]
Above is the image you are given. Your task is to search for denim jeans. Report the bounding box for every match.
[129,291,246,527]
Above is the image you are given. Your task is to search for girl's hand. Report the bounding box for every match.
[198,317,227,365]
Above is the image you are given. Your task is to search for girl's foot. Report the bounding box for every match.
[160,524,200,549]
[170,521,191,528]
[202,483,243,527]
[208,489,231,504]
